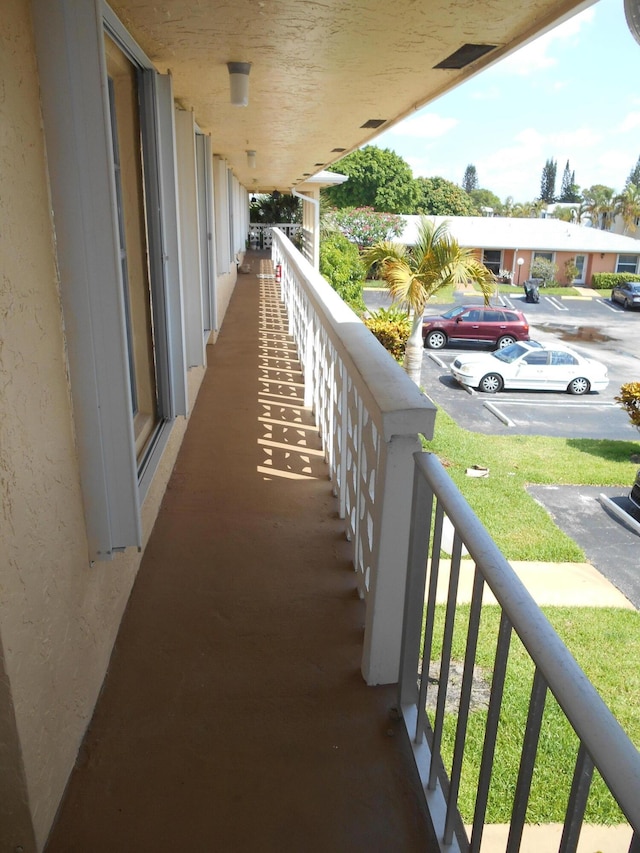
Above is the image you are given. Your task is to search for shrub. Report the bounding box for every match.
[615,382,640,431]
[530,256,558,286]
[363,307,411,362]
[563,258,579,285]
[323,207,405,249]
[591,272,640,290]
[319,231,366,312]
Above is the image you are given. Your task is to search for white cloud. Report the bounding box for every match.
[498,6,596,76]
[617,112,640,132]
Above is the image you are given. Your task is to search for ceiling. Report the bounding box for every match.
[110,0,596,194]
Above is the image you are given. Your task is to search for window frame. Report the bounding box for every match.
[616,254,639,275]
[482,249,502,275]
[32,0,187,559]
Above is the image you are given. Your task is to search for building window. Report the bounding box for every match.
[616,255,639,274]
[105,35,160,461]
[33,1,187,559]
[482,250,502,274]
[533,251,554,263]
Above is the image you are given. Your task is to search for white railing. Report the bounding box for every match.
[271,228,437,685]
[250,223,300,250]
[399,451,640,852]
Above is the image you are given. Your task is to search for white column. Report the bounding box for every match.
[361,434,423,685]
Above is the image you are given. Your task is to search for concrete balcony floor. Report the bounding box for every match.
[45,252,436,852]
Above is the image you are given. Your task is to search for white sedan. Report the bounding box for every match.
[450,341,609,395]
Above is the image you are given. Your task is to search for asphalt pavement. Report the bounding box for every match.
[364,287,640,609]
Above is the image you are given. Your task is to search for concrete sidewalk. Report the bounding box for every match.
[435,558,636,609]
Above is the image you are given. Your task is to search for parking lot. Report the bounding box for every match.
[365,287,640,440]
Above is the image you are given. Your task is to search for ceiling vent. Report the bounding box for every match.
[434,43,497,69]
[361,119,386,129]
[331,148,346,153]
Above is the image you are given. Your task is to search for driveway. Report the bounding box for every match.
[527,484,640,609]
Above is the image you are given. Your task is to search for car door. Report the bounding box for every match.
[451,308,483,342]
[545,350,581,389]
[509,350,549,389]
[481,308,507,343]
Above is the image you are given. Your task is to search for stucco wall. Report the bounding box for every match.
[0,4,207,848]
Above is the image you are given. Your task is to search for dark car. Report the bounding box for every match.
[422,305,530,350]
[611,281,640,310]
[630,469,640,511]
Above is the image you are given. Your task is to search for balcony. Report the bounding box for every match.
[44,235,639,851]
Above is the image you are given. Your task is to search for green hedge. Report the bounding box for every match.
[590,272,640,290]
[319,231,366,312]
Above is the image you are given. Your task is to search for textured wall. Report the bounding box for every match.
[0,3,205,848]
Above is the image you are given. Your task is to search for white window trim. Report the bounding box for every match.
[616,254,639,275]
[32,1,187,560]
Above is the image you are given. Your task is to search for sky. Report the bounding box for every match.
[372,0,640,204]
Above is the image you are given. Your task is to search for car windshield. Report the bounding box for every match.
[626,283,640,293]
[493,342,530,363]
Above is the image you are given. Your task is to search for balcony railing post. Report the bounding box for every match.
[361,433,423,686]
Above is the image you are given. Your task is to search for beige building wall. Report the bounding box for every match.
[0,3,208,848]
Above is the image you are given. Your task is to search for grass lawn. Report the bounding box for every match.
[431,604,640,824]
[423,407,639,561]
[364,280,458,304]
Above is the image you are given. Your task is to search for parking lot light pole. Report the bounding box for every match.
[516,256,524,285]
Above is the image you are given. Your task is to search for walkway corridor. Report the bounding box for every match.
[45,253,435,852]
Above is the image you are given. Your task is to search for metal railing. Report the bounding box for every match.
[271,228,436,685]
[399,451,640,852]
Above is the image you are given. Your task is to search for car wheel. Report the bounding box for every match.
[496,335,516,350]
[425,330,447,349]
[479,373,503,393]
[568,377,590,395]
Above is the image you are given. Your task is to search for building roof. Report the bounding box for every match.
[399,216,640,254]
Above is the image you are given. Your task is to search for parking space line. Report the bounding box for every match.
[598,298,621,313]
[495,399,618,409]
[544,295,568,311]
[428,353,447,368]
[483,401,514,426]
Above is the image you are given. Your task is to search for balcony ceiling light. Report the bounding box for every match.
[227,61,251,107]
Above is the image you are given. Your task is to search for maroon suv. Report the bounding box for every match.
[422,305,530,350]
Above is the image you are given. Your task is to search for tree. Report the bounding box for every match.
[583,184,615,230]
[559,160,580,202]
[626,155,640,189]
[539,158,557,203]
[468,188,502,214]
[250,192,301,223]
[462,164,479,193]
[531,256,558,286]
[361,217,495,384]
[325,145,418,212]
[413,176,476,216]
[615,183,640,234]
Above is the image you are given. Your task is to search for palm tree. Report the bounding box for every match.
[615,183,640,234]
[362,217,495,385]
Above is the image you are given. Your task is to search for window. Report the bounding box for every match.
[463,309,482,322]
[32,1,187,560]
[482,249,502,274]
[533,252,554,262]
[483,310,503,322]
[616,255,639,274]
[524,352,548,365]
[105,35,160,460]
[550,351,578,366]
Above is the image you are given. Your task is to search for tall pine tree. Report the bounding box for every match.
[626,155,640,188]
[559,160,580,202]
[539,158,557,203]
[462,164,479,193]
